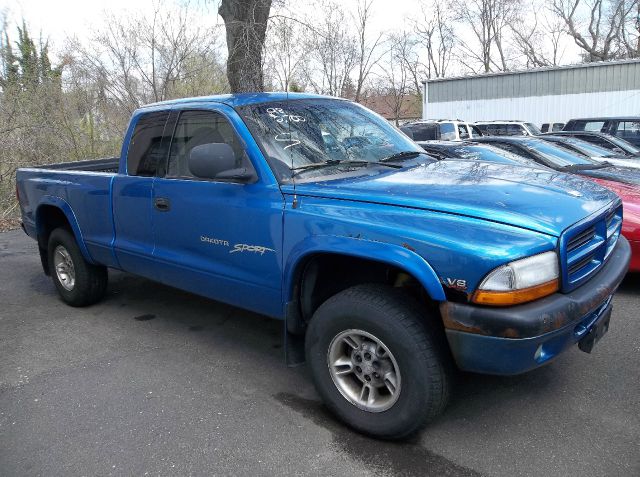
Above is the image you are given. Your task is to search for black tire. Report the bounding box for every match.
[47,227,108,307]
[305,283,450,440]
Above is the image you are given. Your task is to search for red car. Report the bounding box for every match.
[590,178,640,272]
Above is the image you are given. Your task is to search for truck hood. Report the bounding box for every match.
[287,160,617,237]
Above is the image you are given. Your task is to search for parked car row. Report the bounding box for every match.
[404,120,640,272]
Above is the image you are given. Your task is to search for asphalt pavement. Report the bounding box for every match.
[1,229,638,476]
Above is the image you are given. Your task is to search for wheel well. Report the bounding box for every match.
[288,253,439,335]
[36,205,72,275]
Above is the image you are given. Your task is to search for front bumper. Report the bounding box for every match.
[440,236,631,375]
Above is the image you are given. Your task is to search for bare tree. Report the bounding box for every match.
[511,10,565,67]
[353,0,384,103]
[454,0,520,72]
[372,33,414,125]
[219,0,272,92]
[551,0,629,61]
[264,15,306,91]
[73,3,225,113]
[617,0,640,57]
[414,0,454,78]
[304,0,358,97]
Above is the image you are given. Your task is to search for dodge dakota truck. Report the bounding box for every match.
[16,93,631,439]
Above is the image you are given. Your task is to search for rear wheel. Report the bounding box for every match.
[48,228,107,307]
[305,284,450,440]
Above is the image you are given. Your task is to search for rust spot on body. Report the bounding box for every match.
[401,242,416,252]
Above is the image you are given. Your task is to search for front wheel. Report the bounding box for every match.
[48,228,107,307]
[305,284,450,440]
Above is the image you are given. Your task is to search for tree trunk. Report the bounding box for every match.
[219,0,272,93]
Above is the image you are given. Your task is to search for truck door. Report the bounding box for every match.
[112,110,173,276]
[151,107,285,317]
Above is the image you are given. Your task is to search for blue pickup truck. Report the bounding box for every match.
[16,93,631,439]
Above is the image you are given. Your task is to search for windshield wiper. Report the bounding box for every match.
[379,151,430,162]
[291,159,401,177]
[559,163,608,171]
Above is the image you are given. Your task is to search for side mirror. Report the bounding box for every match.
[215,167,257,182]
[189,143,237,180]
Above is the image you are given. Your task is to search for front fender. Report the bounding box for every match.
[283,234,446,305]
[35,196,95,263]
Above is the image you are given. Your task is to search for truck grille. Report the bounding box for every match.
[561,204,622,292]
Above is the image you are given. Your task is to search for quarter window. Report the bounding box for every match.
[127,111,171,176]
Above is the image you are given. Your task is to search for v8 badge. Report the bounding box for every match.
[445,278,467,290]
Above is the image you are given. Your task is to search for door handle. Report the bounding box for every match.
[154,197,170,211]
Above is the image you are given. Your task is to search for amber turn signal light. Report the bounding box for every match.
[472,279,559,306]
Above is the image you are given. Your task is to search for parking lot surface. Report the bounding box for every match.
[1,229,639,476]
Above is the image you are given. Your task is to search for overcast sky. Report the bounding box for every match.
[2,0,579,76]
[2,0,417,47]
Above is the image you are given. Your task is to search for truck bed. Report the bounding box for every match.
[17,157,121,268]
[28,157,119,173]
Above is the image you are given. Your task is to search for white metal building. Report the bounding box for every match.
[422,59,640,125]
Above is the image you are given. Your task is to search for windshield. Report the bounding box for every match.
[450,144,535,166]
[551,137,614,157]
[525,123,542,135]
[522,139,600,167]
[237,99,423,181]
[605,134,640,154]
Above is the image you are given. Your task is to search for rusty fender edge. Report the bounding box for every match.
[438,237,630,375]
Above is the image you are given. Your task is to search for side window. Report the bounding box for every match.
[541,124,549,133]
[583,121,605,132]
[457,124,470,139]
[405,124,438,141]
[440,123,456,140]
[506,124,524,136]
[615,121,640,139]
[493,125,507,135]
[166,110,251,180]
[127,111,171,176]
[470,125,483,137]
[552,123,564,132]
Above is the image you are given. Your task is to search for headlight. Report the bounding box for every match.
[472,251,559,306]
